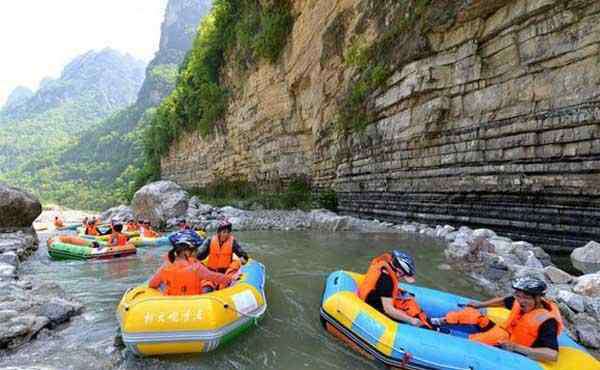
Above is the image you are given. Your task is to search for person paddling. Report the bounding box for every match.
[429,277,561,362]
[358,250,432,328]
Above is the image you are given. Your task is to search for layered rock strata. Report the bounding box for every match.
[161,0,600,251]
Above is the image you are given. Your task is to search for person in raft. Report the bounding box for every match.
[140,220,160,238]
[358,250,432,328]
[126,218,139,232]
[194,220,248,292]
[53,216,65,228]
[108,223,129,246]
[429,276,561,362]
[148,236,232,296]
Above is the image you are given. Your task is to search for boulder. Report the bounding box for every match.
[571,241,600,274]
[445,239,477,260]
[472,228,497,239]
[0,184,42,228]
[544,266,573,284]
[35,297,83,325]
[99,205,133,223]
[556,290,585,313]
[573,273,600,297]
[131,181,189,226]
[435,225,455,238]
[489,238,514,256]
[574,320,600,349]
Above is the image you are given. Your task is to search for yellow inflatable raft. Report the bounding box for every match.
[117,259,266,356]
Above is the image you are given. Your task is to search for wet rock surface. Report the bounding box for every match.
[571,241,600,274]
[0,184,42,229]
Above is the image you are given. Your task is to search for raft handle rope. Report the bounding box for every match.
[329,274,471,370]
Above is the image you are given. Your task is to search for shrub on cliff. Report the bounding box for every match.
[136,0,295,190]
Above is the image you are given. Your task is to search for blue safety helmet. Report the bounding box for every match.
[391,250,416,276]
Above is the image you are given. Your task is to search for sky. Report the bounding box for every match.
[0,0,169,106]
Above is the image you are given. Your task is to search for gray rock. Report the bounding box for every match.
[445,239,477,260]
[0,251,19,267]
[544,266,573,284]
[0,184,42,228]
[574,320,600,349]
[472,228,497,239]
[584,297,600,322]
[99,204,133,223]
[36,297,83,325]
[0,262,16,279]
[557,290,586,313]
[444,231,458,242]
[525,254,544,269]
[573,273,600,297]
[436,225,455,238]
[399,224,418,233]
[131,181,189,226]
[571,241,600,274]
[489,238,514,256]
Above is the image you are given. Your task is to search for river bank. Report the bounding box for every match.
[0,185,83,352]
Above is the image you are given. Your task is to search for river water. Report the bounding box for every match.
[1,230,486,370]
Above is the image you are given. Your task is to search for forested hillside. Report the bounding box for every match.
[0,48,146,208]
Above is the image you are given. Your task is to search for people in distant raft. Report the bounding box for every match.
[53,216,65,228]
[126,218,139,232]
[108,223,129,246]
[358,250,432,328]
[140,220,160,238]
[429,277,561,362]
[148,235,232,296]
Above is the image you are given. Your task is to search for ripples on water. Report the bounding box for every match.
[0,231,485,370]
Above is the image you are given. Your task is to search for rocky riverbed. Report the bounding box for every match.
[0,184,83,352]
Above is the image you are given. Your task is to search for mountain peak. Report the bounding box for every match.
[2,86,34,111]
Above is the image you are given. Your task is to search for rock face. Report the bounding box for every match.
[571,241,600,273]
[0,280,82,350]
[131,181,189,225]
[0,184,42,228]
[161,0,600,251]
[100,205,134,223]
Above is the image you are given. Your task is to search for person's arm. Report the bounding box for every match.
[381,297,424,327]
[148,268,164,289]
[232,239,249,263]
[468,296,511,308]
[195,263,231,286]
[196,239,210,261]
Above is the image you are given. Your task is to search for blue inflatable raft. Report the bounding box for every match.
[320,270,600,370]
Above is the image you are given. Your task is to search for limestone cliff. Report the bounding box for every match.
[162,0,600,251]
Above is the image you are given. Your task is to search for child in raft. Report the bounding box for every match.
[149,237,233,296]
[108,223,129,246]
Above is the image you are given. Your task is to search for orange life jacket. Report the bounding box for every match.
[504,299,564,347]
[142,227,159,238]
[158,260,202,296]
[85,224,99,236]
[108,233,129,246]
[126,222,139,231]
[207,235,234,271]
[358,254,430,328]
